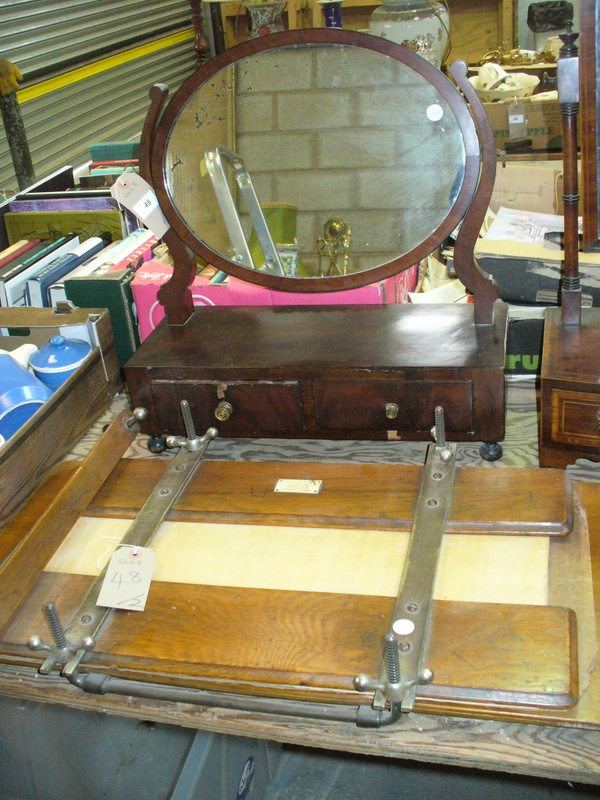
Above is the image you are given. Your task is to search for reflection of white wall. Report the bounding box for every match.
[234,49,466,274]
[517,0,579,51]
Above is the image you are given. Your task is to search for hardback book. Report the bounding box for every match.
[64,269,140,365]
[89,160,139,169]
[46,240,120,306]
[89,165,140,176]
[89,141,140,162]
[4,209,128,245]
[109,233,157,272]
[8,197,121,213]
[25,237,106,307]
[71,228,155,276]
[0,239,39,269]
[0,234,80,306]
[0,242,49,303]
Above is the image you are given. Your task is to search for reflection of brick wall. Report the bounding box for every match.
[235,47,465,275]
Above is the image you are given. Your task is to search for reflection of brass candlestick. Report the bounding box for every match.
[317,216,351,276]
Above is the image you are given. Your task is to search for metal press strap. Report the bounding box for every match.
[28,403,217,677]
[354,407,457,715]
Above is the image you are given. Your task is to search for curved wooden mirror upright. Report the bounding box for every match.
[139,29,500,325]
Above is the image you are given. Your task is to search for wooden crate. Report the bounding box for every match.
[0,306,123,526]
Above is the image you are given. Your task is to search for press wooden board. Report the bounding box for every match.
[83,459,571,536]
[45,518,550,605]
[0,458,584,719]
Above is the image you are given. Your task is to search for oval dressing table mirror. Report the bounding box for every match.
[124,29,508,460]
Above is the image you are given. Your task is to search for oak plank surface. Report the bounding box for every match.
[85,459,570,535]
[2,571,576,711]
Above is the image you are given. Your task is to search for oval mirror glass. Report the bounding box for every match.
[161,36,470,283]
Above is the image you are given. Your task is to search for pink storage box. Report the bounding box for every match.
[132,261,419,341]
[132,262,244,340]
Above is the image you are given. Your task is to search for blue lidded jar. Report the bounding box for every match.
[29,335,92,391]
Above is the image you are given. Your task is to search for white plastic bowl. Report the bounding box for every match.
[468,73,540,103]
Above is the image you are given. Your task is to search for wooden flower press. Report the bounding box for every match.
[0,403,594,730]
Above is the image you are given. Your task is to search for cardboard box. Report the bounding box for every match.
[484,96,563,152]
[490,162,568,216]
[0,305,122,524]
[132,262,418,342]
[132,262,249,341]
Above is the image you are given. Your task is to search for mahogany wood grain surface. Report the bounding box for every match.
[123,304,507,443]
[540,309,600,468]
[0,458,580,721]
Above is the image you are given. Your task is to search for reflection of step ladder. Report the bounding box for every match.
[204,145,283,275]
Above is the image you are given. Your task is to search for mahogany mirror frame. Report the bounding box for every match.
[139,29,500,325]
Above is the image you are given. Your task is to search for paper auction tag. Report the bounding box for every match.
[96,545,156,612]
[111,173,170,238]
[508,99,527,141]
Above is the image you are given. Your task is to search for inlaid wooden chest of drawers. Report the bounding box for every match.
[539,308,600,468]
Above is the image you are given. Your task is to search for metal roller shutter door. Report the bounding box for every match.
[1,1,198,193]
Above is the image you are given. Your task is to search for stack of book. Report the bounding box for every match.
[88,141,140,179]
[0,227,158,363]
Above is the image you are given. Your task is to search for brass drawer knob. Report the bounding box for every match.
[385,402,399,420]
[214,400,233,421]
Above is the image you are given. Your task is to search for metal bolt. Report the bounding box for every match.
[406,603,419,613]
[427,499,438,507]
[43,602,67,650]
[180,400,197,441]
[80,614,92,624]
[434,406,446,447]
[384,633,401,684]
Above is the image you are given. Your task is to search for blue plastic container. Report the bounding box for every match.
[0,354,53,441]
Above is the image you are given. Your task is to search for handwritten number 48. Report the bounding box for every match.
[111,571,142,589]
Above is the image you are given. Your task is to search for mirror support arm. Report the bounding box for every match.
[450,61,500,325]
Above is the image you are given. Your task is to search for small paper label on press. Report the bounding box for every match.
[96,545,156,612]
[274,479,322,494]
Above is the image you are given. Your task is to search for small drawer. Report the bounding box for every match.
[151,379,304,434]
[550,388,600,447]
[312,380,473,432]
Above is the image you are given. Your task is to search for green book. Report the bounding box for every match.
[4,210,127,246]
[64,269,140,366]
